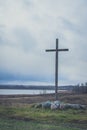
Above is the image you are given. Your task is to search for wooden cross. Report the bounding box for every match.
[46,38,69,100]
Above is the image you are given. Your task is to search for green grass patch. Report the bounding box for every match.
[0,116,86,130]
[0,105,87,130]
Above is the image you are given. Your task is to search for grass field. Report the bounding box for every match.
[0,116,87,130]
[0,116,86,130]
[0,93,87,130]
[0,105,87,130]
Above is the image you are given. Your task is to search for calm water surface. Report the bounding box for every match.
[0,89,55,95]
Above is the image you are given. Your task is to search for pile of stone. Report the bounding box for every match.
[34,100,86,110]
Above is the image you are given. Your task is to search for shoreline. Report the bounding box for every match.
[0,90,71,98]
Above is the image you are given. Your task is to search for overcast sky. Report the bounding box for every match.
[0,0,87,85]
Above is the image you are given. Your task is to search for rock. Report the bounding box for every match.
[70,104,81,109]
[33,100,87,110]
[80,105,86,109]
[42,101,51,109]
[59,103,66,110]
[61,103,85,110]
[35,103,42,108]
[51,103,58,110]
[51,100,60,110]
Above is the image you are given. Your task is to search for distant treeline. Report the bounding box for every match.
[0,84,74,90]
[73,82,87,94]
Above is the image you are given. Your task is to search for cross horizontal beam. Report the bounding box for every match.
[46,49,69,52]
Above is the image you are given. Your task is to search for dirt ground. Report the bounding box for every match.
[0,92,87,106]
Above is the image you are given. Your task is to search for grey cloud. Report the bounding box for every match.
[0,0,87,85]
[13,27,37,52]
[0,26,8,45]
[58,17,80,33]
[21,0,33,6]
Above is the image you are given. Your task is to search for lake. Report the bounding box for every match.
[0,89,55,95]
[0,89,67,95]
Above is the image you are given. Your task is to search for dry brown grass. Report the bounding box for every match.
[0,92,87,106]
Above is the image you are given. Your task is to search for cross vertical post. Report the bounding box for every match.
[55,39,58,100]
[45,38,69,100]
